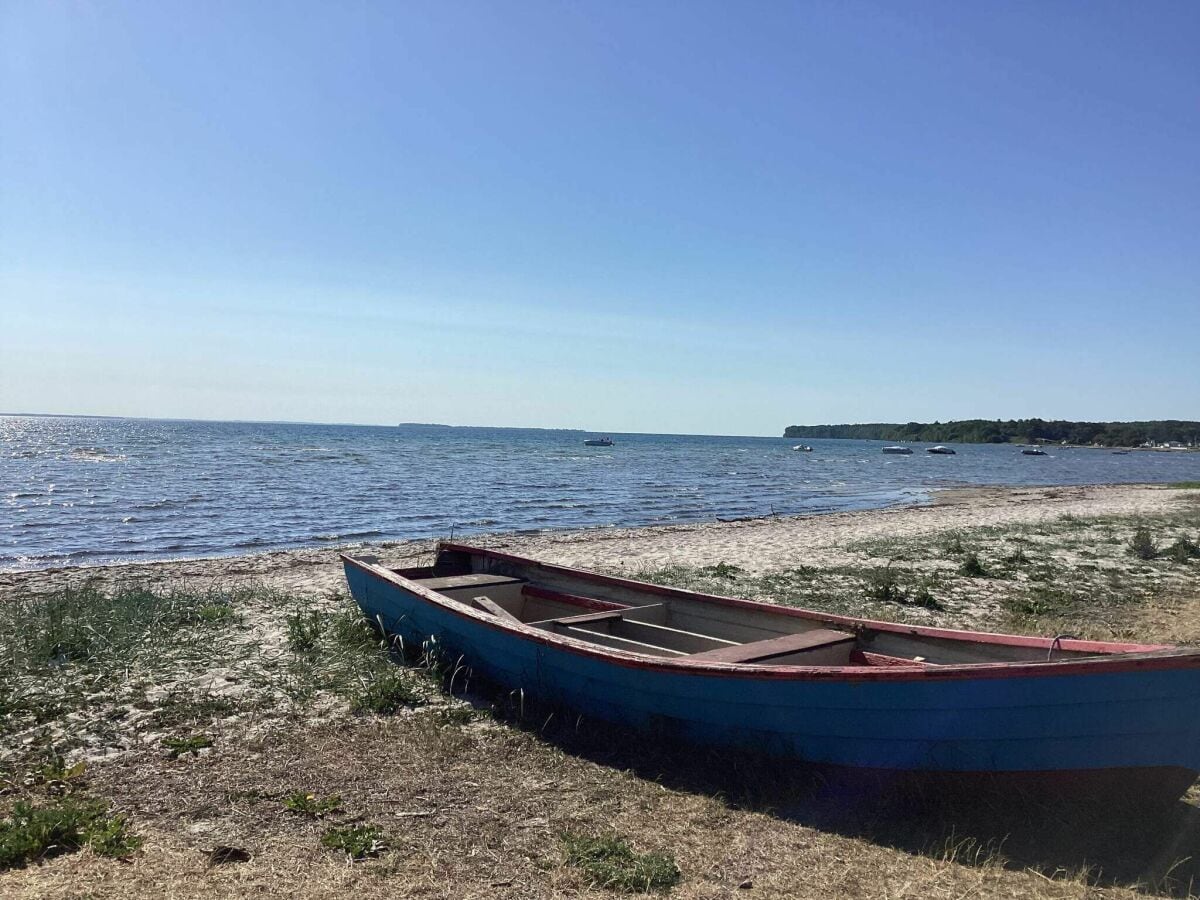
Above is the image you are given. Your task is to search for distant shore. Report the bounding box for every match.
[783,418,1200,448]
[4,482,1192,599]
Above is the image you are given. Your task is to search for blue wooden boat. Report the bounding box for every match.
[342,543,1200,801]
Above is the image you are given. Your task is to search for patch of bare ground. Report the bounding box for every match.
[3,484,1200,898]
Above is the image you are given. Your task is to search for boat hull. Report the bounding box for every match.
[343,559,1200,790]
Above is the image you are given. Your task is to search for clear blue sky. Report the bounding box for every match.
[2,1,1197,435]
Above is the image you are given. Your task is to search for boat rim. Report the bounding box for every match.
[341,544,1199,683]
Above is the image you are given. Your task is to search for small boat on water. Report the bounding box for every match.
[882,446,913,455]
[926,446,956,455]
[792,444,813,452]
[342,544,1200,801]
[1022,448,1047,456]
[583,437,614,447]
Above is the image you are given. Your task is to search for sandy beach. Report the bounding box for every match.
[4,482,1191,598]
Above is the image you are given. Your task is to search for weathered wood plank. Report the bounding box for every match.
[472,595,522,624]
[416,573,525,591]
[684,628,855,664]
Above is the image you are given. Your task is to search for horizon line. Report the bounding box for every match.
[0,410,780,439]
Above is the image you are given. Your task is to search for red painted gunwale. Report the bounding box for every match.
[342,545,1200,683]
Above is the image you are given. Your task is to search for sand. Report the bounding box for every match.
[2,482,1191,597]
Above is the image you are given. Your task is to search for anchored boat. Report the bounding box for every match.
[342,544,1200,800]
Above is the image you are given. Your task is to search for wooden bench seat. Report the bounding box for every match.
[414,573,524,591]
[683,628,855,664]
[528,604,665,628]
[548,610,626,627]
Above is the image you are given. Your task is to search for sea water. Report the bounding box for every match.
[2,416,1197,570]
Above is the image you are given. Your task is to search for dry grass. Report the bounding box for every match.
[2,492,1200,898]
[6,707,1200,898]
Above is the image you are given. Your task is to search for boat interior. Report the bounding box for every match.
[361,547,1130,668]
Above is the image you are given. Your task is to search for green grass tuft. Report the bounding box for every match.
[285,610,324,652]
[562,833,681,893]
[0,799,141,869]
[433,705,490,726]
[1163,536,1200,563]
[321,824,386,859]
[149,692,238,728]
[84,810,142,858]
[1128,527,1158,561]
[696,562,743,580]
[861,567,942,609]
[196,603,235,624]
[0,582,268,677]
[283,791,340,817]
[328,610,380,650]
[350,669,425,714]
[907,585,942,611]
[942,532,966,556]
[1004,585,1072,619]
[163,733,213,758]
[1003,546,1029,567]
[959,552,989,578]
[864,567,905,604]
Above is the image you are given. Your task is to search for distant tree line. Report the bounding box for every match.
[782,419,1200,447]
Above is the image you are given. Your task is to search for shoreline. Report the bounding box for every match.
[3,482,1191,597]
[0,488,929,576]
[3,485,934,576]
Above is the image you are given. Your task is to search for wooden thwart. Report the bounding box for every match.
[527,604,665,628]
[417,573,524,591]
[548,610,625,627]
[684,628,855,664]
